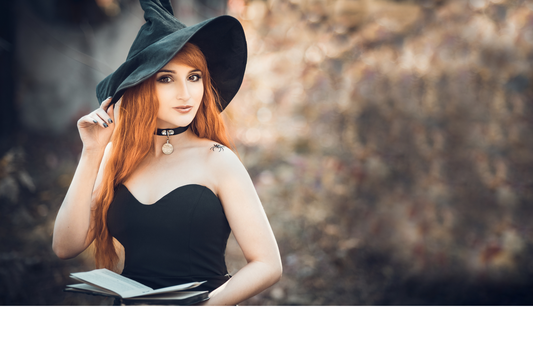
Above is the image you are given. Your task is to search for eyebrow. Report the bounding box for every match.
[156,69,201,74]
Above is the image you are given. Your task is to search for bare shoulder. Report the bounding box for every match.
[196,139,250,191]
[207,142,228,153]
[203,141,245,173]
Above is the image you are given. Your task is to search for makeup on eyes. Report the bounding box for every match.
[156,72,202,83]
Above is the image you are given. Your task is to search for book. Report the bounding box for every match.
[64,268,209,305]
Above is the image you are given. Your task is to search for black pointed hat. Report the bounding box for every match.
[96,0,247,111]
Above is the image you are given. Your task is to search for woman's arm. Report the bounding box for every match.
[52,98,115,259]
[201,148,282,305]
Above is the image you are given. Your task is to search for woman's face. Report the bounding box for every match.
[154,57,204,128]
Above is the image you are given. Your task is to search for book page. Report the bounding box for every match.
[66,283,118,296]
[70,268,152,298]
[137,281,206,297]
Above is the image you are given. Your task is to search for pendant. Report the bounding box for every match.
[161,130,174,155]
[162,142,174,155]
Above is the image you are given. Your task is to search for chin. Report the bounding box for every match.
[159,113,196,128]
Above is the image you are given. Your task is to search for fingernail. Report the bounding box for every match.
[93,119,98,124]
[107,96,112,100]
[108,118,113,124]
[103,122,108,128]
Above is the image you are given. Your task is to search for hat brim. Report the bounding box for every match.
[96,15,247,112]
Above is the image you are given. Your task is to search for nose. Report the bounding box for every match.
[175,79,191,101]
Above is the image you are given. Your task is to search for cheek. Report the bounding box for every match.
[156,87,173,114]
[156,86,173,103]
[192,83,204,102]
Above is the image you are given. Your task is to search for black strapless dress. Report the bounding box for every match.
[107,184,232,292]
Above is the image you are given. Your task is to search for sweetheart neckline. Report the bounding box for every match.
[119,183,218,206]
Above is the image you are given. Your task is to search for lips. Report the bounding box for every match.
[173,105,192,113]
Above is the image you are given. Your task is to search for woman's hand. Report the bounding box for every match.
[77,97,115,152]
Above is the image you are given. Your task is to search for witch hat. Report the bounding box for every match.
[96,0,247,112]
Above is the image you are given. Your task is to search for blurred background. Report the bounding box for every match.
[1,0,533,305]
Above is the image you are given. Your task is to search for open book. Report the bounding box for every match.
[64,268,209,305]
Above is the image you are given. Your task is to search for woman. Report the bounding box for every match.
[52,0,282,306]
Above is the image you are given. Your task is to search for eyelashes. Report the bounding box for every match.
[157,76,172,83]
[157,74,202,83]
[189,74,202,82]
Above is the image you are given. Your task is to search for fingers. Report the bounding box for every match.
[90,99,115,128]
[90,110,110,128]
[106,101,114,123]
[94,97,115,128]
[95,108,112,125]
[78,112,104,129]
[100,96,112,110]
[102,96,115,122]
[78,97,115,129]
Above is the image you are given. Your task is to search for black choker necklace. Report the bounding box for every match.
[154,126,189,136]
[154,125,189,155]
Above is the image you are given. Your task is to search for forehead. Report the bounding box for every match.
[160,60,197,71]
[160,52,200,70]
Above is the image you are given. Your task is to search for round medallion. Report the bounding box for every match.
[162,142,174,155]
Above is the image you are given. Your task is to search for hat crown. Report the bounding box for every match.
[127,0,186,59]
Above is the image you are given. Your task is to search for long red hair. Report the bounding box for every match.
[91,43,234,270]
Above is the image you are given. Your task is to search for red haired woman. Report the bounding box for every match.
[52,1,282,306]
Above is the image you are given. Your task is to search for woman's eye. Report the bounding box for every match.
[157,76,172,83]
[189,74,201,82]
